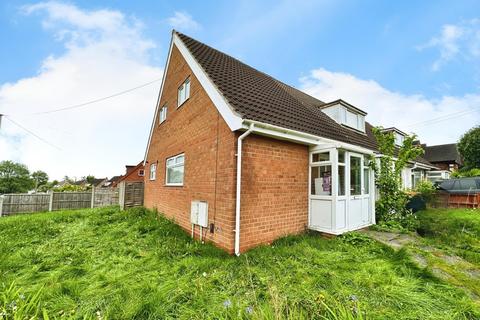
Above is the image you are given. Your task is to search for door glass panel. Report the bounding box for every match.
[311,165,332,195]
[364,168,369,194]
[338,165,345,196]
[350,156,361,195]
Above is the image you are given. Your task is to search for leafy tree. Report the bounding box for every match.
[0,161,34,194]
[31,170,49,191]
[370,127,424,224]
[86,175,95,184]
[458,125,480,169]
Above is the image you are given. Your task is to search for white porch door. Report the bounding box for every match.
[347,153,370,229]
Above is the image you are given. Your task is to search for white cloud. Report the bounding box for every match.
[167,11,199,31]
[0,2,163,180]
[419,19,480,71]
[300,68,480,145]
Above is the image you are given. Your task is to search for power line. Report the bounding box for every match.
[5,77,162,116]
[405,108,478,128]
[3,116,62,150]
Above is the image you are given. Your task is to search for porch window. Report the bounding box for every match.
[338,150,346,196]
[311,165,332,195]
[350,156,361,195]
[363,158,370,194]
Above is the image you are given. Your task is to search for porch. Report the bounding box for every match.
[308,146,375,234]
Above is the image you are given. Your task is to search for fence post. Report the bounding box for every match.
[91,187,96,209]
[0,195,3,217]
[48,191,54,212]
[119,181,125,211]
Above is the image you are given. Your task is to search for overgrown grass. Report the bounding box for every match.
[417,208,480,265]
[1,207,479,319]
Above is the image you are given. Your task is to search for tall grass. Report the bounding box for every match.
[417,208,480,264]
[0,206,478,319]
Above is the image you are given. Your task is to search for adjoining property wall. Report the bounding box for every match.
[239,135,309,252]
[144,44,237,253]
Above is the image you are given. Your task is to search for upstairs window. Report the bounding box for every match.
[159,105,167,124]
[394,132,405,146]
[177,78,190,107]
[138,169,145,177]
[322,101,366,133]
[149,163,156,181]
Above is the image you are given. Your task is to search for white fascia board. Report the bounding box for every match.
[172,33,243,131]
[143,34,174,165]
[242,119,376,155]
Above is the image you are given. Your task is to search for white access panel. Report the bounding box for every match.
[190,200,208,227]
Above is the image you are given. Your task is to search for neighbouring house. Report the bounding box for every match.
[423,143,463,171]
[114,162,145,186]
[104,175,124,188]
[143,31,435,254]
[74,177,108,189]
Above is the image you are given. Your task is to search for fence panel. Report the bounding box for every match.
[431,191,480,209]
[1,194,50,216]
[1,188,121,216]
[51,192,92,211]
[93,189,119,208]
[119,181,144,209]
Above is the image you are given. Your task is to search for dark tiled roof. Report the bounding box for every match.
[424,143,462,164]
[176,32,378,151]
[175,31,437,170]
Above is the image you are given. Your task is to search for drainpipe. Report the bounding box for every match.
[235,123,255,256]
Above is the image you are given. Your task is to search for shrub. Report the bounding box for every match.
[414,180,436,204]
[451,168,480,178]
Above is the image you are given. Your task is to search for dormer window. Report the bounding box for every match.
[382,127,407,146]
[321,99,367,133]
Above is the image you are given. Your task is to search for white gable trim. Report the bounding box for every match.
[172,33,243,130]
[143,32,244,164]
[143,34,174,165]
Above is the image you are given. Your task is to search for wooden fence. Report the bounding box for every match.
[118,181,144,210]
[431,191,480,209]
[0,188,119,216]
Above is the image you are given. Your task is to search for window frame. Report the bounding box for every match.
[159,105,167,124]
[149,163,157,181]
[177,77,191,108]
[165,153,185,186]
[138,169,145,177]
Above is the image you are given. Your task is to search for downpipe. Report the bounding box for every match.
[234,123,255,256]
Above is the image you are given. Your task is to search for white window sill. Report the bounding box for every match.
[165,183,183,187]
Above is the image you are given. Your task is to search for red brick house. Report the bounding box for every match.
[143,31,433,255]
[114,162,145,187]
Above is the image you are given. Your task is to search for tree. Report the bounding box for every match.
[31,170,49,191]
[370,128,424,224]
[458,125,480,169]
[0,161,35,194]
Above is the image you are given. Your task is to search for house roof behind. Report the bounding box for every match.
[175,32,434,167]
[423,143,462,164]
[176,32,378,151]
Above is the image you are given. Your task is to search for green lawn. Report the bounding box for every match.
[1,207,479,319]
[417,208,480,265]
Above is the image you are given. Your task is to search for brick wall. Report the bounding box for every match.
[144,44,237,253]
[145,44,309,254]
[239,135,309,252]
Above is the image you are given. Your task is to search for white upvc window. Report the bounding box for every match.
[138,169,145,177]
[159,105,167,124]
[177,78,190,107]
[149,163,157,181]
[166,154,185,186]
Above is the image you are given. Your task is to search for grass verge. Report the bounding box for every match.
[0,207,479,319]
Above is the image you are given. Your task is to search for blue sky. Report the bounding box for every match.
[0,0,479,179]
